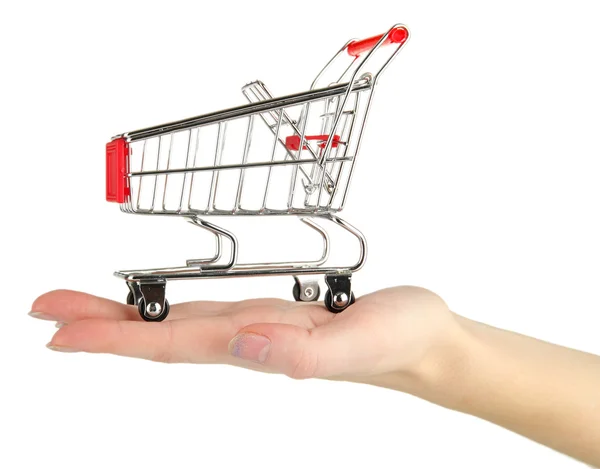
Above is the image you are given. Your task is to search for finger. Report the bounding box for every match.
[46,301,334,365]
[30,290,234,323]
[45,301,315,362]
[31,290,139,322]
[47,317,237,363]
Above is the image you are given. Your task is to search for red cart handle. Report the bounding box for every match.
[347,26,409,57]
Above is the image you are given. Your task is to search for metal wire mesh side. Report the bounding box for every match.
[120,79,372,216]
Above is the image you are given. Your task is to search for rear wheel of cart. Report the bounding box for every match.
[126,291,137,306]
[138,298,170,322]
[324,290,355,313]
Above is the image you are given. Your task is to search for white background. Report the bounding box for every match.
[1,1,599,468]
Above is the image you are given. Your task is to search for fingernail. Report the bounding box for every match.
[29,311,59,321]
[55,322,67,329]
[46,343,80,353]
[228,333,271,364]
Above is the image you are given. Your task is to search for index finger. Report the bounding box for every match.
[30,290,235,323]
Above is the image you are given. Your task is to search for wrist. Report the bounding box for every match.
[361,312,477,408]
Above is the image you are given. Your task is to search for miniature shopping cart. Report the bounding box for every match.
[105,24,410,321]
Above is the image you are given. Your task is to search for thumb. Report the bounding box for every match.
[228,323,343,379]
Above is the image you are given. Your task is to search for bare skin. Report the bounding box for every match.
[31,286,600,467]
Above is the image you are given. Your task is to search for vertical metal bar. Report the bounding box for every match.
[296,105,307,135]
[251,85,282,124]
[335,35,407,211]
[136,139,147,210]
[314,95,338,205]
[313,150,326,211]
[245,101,317,187]
[245,86,276,125]
[340,89,376,209]
[317,29,403,168]
[336,57,359,86]
[320,97,335,135]
[286,157,299,209]
[329,115,349,177]
[309,99,333,207]
[234,115,255,210]
[162,132,175,210]
[150,136,163,212]
[207,123,227,211]
[309,45,352,90]
[316,95,344,208]
[261,109,284,210]
[327,95,357,209]
[244,82,302,132]
[241,81,329,191]
[177,129,194,213]
[187,128,201,211]
[295,102,313,208]
[286,100,305,210]
[306,94,338,208]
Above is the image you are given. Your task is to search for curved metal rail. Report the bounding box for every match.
[114,214,365,282]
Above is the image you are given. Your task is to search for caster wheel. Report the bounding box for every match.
[138,298,170,322]
[126,291,137,306]
[324,290,355,313]
[293,282,320,302]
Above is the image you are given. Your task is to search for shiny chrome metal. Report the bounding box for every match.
[136,140,147,211]
[333,292,348,308]
[294,277,321,302]
[162,132,176,210]
[114,214,367,281]
[208,123,227,211]
[235,115,254,210]
[109,25,409,313]
[146,302,162,317]
[185,218,223,266]
[150,136,162,212]
[136,280,167,320]
[128,157,354,178]
[316,25,407,168]
[186,217,237,271]
[178,130,194,212]
[242,81,335,192]
[116,81,372,142]
[324,274,353,312]
[261,110,284,210]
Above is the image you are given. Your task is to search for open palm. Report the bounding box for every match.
[33,286,455,382]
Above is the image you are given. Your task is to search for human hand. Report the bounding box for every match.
[31,286,461,389]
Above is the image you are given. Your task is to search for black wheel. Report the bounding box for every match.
[324,290,355,313]
[126,291,137,306]
[138,298,170,322]
[293,281,320,302]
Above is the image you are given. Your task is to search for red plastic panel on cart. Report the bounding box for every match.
[106,138,130,203]
[285,134,341,151]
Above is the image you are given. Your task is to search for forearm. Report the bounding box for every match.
[369,314,600,466]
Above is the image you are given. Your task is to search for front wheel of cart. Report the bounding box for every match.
[138,298,170,322]
[324,290,355,313]
[292,280,320,302]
